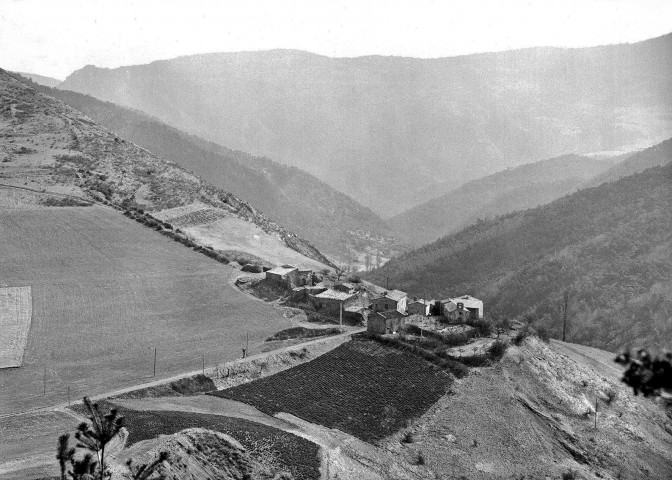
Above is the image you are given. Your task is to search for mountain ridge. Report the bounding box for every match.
[59,33,672,215]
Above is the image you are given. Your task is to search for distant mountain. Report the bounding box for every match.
[12,75,404,265]
[59,34,672,216]
[390,154,618,245]
[17,71,62,88]
[0,69,332,269]
[366,140,672,351]
[585,138,672,187]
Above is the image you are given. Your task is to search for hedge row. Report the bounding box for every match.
[122,209,230,265]
[361,332,469,379]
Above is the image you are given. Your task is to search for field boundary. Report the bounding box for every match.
[0,286,33,369]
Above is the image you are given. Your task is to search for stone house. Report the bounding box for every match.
[370,289,408,314]
[407,298,434,316]
[367,310,406,334]
[265,265,313,288]
[441,295,484,320]
[310,288,360,315]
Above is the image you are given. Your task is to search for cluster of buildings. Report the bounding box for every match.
[264,264,483,335]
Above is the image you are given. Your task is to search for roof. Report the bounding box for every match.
[314,289,356,301]
[408,298,433,306]
[345,305,367,313]
[374,310,406,320]
[449,295,483,309]
[267,266,298,276]
[373,289,407,302]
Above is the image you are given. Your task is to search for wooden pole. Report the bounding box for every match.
[202,354,205,375]
[562,290,569,342]
[67,386,70,406]
[153,347,157,377]
[340,301,343,333]
[594,397,598,430]
[43,365,46,396]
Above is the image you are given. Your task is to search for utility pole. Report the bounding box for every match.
[202,354,205,375]
[562,290,569,342]
[339,301,343,333]
[67,386,70,406]
[43,365,46,396]
[386,276,389,289]
[594,396,598,430]
[153,347,157,377]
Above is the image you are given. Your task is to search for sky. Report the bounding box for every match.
[1,0,671,79]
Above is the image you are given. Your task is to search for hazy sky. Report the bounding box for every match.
[1,0,671,79]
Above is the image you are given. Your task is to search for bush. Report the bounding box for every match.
[467,318,493,337]
[536,325,551,343]
[241,263,263,273]
[347,275,362,283]
[488,340,508,360]
[513,325,532,345]
[401,432,414,444]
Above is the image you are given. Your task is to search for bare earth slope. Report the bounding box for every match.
[381,337,672,479]
[59,34,672,215]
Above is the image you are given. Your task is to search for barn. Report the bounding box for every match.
[407,298,434,316]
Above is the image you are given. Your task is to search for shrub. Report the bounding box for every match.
[513,325,532,345]
[562,469,578,480]
[468,318,493,337]
[241,264,263,273]
[415,452,425,465]
[488,340,508,360]
[536,325,551,343]
[401,432,414,444]
[347,275,362,283]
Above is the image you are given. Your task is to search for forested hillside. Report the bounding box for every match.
[59,34,672,215]
[11,74,403,265]
[390,154,617,245]
[585,138,672,187]
[367,144,672,351]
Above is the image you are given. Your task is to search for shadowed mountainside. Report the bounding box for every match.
[366,140,672,351]
[60,34,672,215]
[390,153,619,246]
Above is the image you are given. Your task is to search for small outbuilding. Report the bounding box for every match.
[265,265,313,289]
[367,310,407,334]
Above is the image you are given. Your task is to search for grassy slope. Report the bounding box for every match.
[212,338,452,442]
[390,154,616,245]
[0,69,333,268]
[367,147,672,351]
[0,207,294,415]
[12,74,403,264]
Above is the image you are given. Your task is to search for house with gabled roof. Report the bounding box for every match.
[370,289,408,314]
[441,294,483,319]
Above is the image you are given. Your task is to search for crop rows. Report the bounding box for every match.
[213,338,453,442]
[163,208,230,228]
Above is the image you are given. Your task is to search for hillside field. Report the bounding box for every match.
[0,206,293,415]
[212,338,453,442]
[0,286,32,368]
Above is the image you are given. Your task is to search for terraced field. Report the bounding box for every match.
[213,338,453,442]
[0,286,32,368]
[0,206,293,415]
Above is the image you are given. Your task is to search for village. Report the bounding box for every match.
[237,263,496,358]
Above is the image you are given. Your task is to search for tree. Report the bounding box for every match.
[494,317,512,339]
[615,349,672,400]
[75,397,124,480]
[56,434,75,480]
